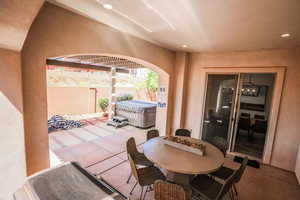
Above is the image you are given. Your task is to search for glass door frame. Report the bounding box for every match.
[197,67,285,164]
[227,74,241,154]
[200,73,240,153]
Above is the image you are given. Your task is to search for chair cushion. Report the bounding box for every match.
[138,166,166,186]
[190,175,222,200]
[209,166,234,181]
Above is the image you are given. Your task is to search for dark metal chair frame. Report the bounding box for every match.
[191,157,248,200]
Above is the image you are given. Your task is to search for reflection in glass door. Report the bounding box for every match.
[201,74,238,145]
[232,73,275,158]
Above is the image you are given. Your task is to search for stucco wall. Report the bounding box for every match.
[22,3,175,175]
[0,49,26,200]
[184,48,300,171]
[296,145,300,184]
[47,87,91,117]
[47,86,152,117]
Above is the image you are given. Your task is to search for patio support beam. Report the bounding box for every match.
[171,52,191,133]
[108,67,116,119]
[46,59,129,73]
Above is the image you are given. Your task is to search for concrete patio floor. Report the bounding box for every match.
[49,117,148,168]
[49,118,300,200]
[98,157,300,200]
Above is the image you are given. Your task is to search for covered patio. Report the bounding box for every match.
[49,117,148,168]
[2,1,300,200]
[48,118,300,200]
[49,121,300,200]
[49,117,154,199]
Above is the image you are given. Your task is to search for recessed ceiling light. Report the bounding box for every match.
[182,45,187,48]
[281,33,291,38]
[103,4,113,10]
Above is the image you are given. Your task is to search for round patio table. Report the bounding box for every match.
[143,136,224,185]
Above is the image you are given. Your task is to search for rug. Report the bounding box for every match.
[234,156,260,168]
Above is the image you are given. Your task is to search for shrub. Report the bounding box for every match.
[98,98,109,112]
[116,93,133,102]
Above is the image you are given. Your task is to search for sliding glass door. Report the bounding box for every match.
[201,74,239,146]
[201,73,276,159]
[231,73,275,158]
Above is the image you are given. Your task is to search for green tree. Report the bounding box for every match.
[98,98,109,112]
[131,69,159,101]
[145,71,158,101]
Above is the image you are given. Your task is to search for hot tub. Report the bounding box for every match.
[115,100,157,128]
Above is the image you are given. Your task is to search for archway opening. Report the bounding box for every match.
[45,54,170,168]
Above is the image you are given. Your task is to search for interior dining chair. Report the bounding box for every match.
[128,154,166,200]
[252,120,268,136]
[238,117,251,138]
[241,113,250,118]
[175,129,191,137]
[147,129,160,140]
[254,114,265,120]
[126,137,153,189]
[154,180,191,200]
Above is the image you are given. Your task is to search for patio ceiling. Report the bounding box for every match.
[47,55,146,73]
[49,0,300,52]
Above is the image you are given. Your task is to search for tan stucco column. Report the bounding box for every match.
[108,67,116,119]
[171,52,190,133]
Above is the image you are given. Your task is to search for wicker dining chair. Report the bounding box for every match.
[175,129,191,137]
[147,129,160,140]
[126,137,153,190]
[128,154,166,200]
[154,180,191,200]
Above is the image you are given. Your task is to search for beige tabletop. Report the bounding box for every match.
[143,137,225,175]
